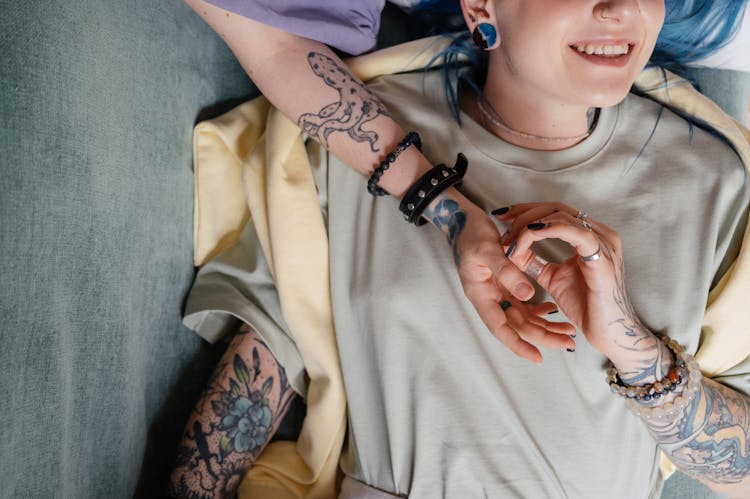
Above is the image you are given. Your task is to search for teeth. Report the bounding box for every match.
[574,43,629,56]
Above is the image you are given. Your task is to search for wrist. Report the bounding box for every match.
[609,335,674,387]
[608,336,701,418]
[375,146,433,198]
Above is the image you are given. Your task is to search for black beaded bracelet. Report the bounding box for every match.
[367,131,422,196]
[399,153,468,225]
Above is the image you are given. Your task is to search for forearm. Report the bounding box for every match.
[615,331,750,494]
[645,374,750,494]
[592,282,750,492]
[183,0,434,197]
[168,323,297,498]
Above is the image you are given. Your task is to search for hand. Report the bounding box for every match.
[424,191,576,363]
[496,202,664,372]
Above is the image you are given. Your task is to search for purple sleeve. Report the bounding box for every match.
[205,0,386,55]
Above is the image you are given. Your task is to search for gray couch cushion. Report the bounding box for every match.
[0,2,255,496]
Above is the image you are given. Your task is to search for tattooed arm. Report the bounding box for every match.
[504,202,750,494]
[182,0,429,197]
[167,323,298,499]
[645,375,750,495]
[598,308,750,494]
[181,0,569,362]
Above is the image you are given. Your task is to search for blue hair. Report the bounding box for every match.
[652,0,748,68]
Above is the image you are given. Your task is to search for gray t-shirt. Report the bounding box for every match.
[184,69,749,498]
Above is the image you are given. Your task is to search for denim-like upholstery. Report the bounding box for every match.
[0,2,739,498]
[0,2,254,496]
[691,67,750,126]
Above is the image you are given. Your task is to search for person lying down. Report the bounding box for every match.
[169,1,750,498]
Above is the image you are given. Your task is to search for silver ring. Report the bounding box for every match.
[524,254,548,280]
[576,210,593,231]
[580,245,601,262]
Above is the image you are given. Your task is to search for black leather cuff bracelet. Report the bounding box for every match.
[399,153,468,225]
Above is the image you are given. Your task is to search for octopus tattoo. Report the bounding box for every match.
[298,52,390,152]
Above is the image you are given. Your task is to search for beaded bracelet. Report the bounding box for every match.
[606,335,688,402]
[626,353,701,423]
[399,153,468,225]
[607,335,703,423]
[367,131,422,196]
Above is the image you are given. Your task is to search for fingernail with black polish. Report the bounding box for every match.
[505,241,517,258]
[528,222,547,230]
[547,309,558,315]
[492,206,510,216]
[567,348,575,353]
[569,333,576,339]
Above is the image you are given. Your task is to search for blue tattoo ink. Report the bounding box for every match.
[423,198,467,266]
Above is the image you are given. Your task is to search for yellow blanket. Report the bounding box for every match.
[190,36,750,497]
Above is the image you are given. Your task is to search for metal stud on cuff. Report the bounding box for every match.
[399,153,468,225]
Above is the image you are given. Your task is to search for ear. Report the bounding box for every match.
[460,0,500,50]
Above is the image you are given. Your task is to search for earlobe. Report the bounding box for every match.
[461,0,500,50]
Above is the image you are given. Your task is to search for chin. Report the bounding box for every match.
[580,85,634,108]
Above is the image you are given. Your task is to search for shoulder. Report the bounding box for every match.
[623,92,746,168]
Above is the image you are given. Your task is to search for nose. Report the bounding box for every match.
[594,0,640,22]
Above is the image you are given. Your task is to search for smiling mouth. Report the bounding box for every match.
[569,42,634,67]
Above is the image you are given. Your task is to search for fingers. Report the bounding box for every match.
[528,303,577,336]
[493,260,536,301]
[473,294,577,363]
[504,298,577,351]
[473,296,543,363]
[493,203,619,248]
[529,315,577,337]
[508,213,619,295]
[530,301,559,316]
[514,212,601,262]
[458,208,581,361]
[461,240,536,302]
[494,203,566,244]
[475,292,576,364]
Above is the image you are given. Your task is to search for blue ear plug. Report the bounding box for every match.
[472,23,497,50]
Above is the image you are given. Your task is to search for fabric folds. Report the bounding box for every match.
[189,36,750,496]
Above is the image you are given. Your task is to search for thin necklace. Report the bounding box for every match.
[476,93,596,144]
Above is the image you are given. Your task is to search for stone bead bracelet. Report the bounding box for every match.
[606,335,688,402]
[606,335,702,422]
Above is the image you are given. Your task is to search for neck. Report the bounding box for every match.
[475,67,593,151]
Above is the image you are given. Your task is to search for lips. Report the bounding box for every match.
[569,41,635,67]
